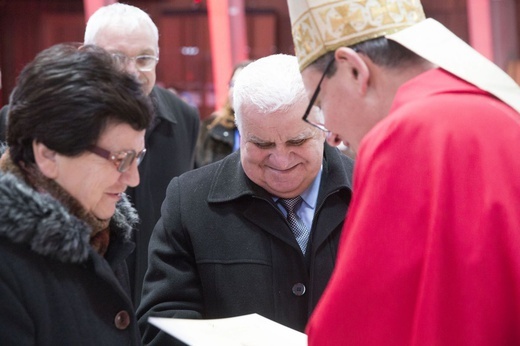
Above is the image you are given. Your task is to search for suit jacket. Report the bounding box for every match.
[126,85,200,306]
[137,144,354,345]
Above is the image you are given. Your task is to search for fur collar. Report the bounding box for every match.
[0,169,139,264]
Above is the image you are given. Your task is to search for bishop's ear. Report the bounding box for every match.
[32,140,58,179]
[334,47,370,94]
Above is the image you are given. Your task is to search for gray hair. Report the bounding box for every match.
[233,54,308,130]
[84,3,159,52]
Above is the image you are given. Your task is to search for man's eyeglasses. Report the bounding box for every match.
[302,58,335,132]
[88,145,146,173]
[111,53,159,72]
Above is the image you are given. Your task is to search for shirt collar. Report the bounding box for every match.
[272,165,323,209]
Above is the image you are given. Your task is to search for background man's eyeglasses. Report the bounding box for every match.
[302,58,335,132]
[88,145,146,173]
[111,53,159,72]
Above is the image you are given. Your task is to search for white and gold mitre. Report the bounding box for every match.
[288,0,426,71]
[288,0,520,114]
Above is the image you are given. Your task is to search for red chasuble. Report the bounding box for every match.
[307,69,520,345]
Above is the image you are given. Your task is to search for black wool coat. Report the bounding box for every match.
[126,86,200,306]
[137,145,354,345]
[0,170,141,346]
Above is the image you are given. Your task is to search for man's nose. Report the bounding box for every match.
[123,59,141,77]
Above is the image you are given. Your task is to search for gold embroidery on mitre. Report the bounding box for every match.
[292,12,328,74]
[290,0,426,71]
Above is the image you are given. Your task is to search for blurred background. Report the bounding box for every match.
[1,0,519,120]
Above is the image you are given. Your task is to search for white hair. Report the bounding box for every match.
[84,3,159,51]
[233,54,308,130]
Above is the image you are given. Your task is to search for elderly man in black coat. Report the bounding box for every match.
[137,54,354,345]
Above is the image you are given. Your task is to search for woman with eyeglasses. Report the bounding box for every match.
[0,42,152,345]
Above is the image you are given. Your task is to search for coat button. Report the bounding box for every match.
[114,310,130,330]
[292,283,306,296]
[223,131,229,137]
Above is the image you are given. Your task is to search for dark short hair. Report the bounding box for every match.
[7,43,153,165]
[312,37,423,76]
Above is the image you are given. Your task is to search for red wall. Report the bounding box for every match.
[1,0,518,110]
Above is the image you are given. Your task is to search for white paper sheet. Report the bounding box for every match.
[148,313,308,346]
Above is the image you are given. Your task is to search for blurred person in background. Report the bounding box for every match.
[195,60,251,167]
[0,69,3,135]
[84,2,200,307]
[0,43,152,345]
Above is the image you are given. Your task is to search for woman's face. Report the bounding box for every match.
[49,122,145,220]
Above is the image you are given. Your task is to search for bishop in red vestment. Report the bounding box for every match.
[286,0,520,344]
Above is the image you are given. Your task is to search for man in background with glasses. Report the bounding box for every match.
[287,0,520,344]
[84,3,200,308]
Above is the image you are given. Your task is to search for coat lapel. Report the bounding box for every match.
[310,146,353,251]
[243,196,303,252]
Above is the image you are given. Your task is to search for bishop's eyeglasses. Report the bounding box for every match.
[302,58,335,133]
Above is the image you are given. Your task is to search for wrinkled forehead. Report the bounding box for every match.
[95,19,158,51]
[240,103,320,140]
